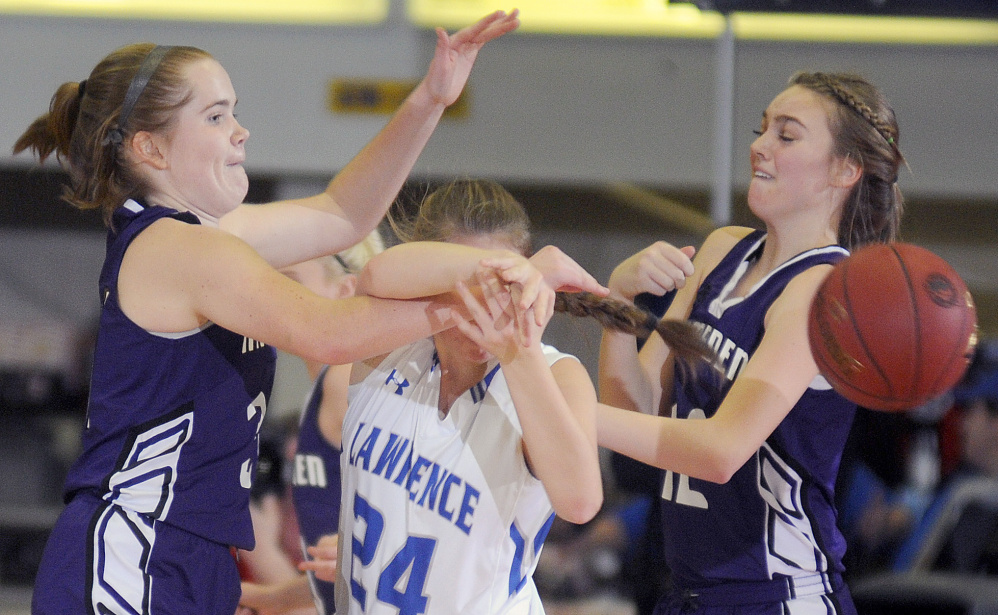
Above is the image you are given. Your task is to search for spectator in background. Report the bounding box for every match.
[891,339,998,572]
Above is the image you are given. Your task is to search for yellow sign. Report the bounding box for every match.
[328,79,469,118]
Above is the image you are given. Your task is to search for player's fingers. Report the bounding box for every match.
[455,280,492,330]
[299,559,338,583]
[472,10,520,44]
[478,270,508,324]
[452,311,485,345]
[450,10,503,45]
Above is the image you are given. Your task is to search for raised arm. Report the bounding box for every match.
[219,11,520,268]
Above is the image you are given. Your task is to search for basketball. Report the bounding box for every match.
[808,243,978,412]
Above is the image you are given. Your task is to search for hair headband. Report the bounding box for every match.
[814,74,896,149]
[104,45,174,146]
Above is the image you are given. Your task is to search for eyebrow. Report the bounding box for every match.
[762,111,808,131]
[200,98,236,114]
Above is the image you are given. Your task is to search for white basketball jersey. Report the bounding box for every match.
[335,338,574,615]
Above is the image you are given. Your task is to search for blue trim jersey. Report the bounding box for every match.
[292,365,342,615]
[664,230,856,589]
[335,338,573,615]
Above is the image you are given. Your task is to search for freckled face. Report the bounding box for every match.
[747,85,841,221]
[160,58,249,217]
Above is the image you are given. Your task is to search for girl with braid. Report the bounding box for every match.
[598,72,905,615]
[299,179,712,615]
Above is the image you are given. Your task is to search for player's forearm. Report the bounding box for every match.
[504,353,602,524]
[292,294,457,366]
[598,329,659,414]
[325,87,445,234]
[359,242,516,299]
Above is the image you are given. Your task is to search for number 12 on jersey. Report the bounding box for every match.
[661,405,708,509]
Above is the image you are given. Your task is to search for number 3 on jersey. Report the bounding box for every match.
[661,405,708,509]
[350,493,437,614]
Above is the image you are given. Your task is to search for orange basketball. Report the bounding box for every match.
[808,243,978,412]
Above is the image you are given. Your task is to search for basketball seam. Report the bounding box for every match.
[894,244,923,407]
[843,254,897,407]
[925,279,975,400]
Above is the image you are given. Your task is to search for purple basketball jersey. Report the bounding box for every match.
[663,230,856,589]
[292,366,342,614]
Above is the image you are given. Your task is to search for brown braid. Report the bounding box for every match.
[554,292,716,371]
[810,73,898,150]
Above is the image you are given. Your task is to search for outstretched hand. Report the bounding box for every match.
[609,241,696,301]
[421,10,521,107]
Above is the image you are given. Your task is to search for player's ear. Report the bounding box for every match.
[129,130,169,170]
[831,154,862,190]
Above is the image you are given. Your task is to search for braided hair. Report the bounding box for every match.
[394,178,716,371]
[555,292,714,370]
[790,72,905,250]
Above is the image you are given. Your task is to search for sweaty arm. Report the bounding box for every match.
[597,262,833,484]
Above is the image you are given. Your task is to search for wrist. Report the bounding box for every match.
[406,81,448,116]
[605,285,634,303]
[500,341,545,369]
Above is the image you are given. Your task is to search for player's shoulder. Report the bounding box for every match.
[771,257,837,322]
[703,225,757,250]
[695,226,758,272]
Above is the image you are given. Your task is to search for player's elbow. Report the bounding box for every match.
[355,258,382,297]
[698,449,751,485]
[554,487,603,525]
[304,333,368,367]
